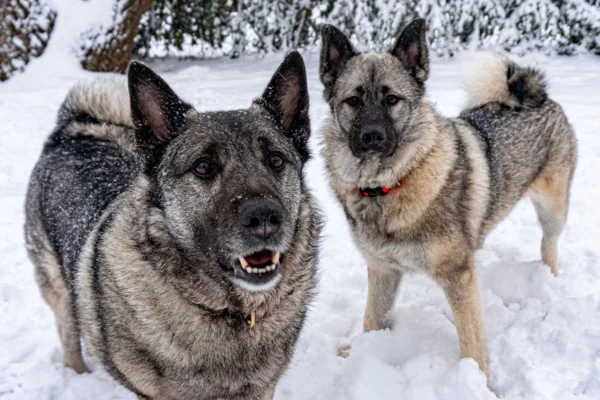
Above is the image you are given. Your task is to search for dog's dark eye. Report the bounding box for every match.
[267,152,285,172]
[345,96,361,107]
[386,95,400,105]
[192,159,218,179]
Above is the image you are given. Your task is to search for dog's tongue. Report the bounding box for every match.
[246,250,273,266]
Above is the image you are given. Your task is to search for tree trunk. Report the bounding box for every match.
[80,0,153,73]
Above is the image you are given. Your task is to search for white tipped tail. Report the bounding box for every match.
[461,51,511,108]
[57,77,137,152]
[461,51,547,109]
[58,77,133,129]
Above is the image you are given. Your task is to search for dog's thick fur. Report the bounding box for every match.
[319,19,577,382]
[25,52,321,399]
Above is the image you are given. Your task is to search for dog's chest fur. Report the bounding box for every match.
[342,194,431,272]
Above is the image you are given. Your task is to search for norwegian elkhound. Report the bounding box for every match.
[24,51,321,399]
[319,19,577,382]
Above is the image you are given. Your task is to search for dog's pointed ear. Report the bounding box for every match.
[257,51,311,161]
[128,61,192,153]
[320,24,358,89]
[389,18,429,85]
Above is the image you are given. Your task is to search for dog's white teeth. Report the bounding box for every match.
[271,252,280,265]
[240,263,278,274]
[240,252,280,274]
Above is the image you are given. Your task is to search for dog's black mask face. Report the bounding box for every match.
[342,88,404,158]
[319,20,430,160]
[128,52,310,293]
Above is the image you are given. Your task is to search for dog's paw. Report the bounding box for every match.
[336,345,351,358]
[66,359,90,374]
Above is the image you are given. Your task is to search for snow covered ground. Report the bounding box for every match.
[2,27,600,400]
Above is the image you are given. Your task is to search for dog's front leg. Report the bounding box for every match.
[435,256,489,383]
[363,262,403,332]
[261,385,276,400]
[338,262,402,358]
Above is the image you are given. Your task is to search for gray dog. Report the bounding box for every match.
[319,19,577,384]
[24,51,321,399]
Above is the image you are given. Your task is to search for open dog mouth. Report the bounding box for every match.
[230,249,282,291]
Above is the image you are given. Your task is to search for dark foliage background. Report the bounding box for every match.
[3,0,600,79]
[133,0,600,58]
[1,0,56,81]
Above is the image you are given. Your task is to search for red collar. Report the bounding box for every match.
[359,175,409,197]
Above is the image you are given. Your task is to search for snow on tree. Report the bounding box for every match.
[231,0,318,54]
[555,0,600,55]
[135,0,230,59]
[127,0,600,60]
[0,0,57,81]
[3,0,598,81]
[77,0,153,73]
[447,0,506,52]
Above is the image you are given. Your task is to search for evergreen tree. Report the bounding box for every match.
[229,0,318,55]
[0,0,56,81]
[502,0,562,54]
[130,0,600,59]
[449,0,506,51]
[135,0,230,58]
[555,0,600,54]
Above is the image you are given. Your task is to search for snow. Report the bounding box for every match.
[134,1,600,60]
[2,35,600,400]
[9,0,116,82]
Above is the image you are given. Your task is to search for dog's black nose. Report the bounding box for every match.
[360,125,387,153]
[239,200,283,239]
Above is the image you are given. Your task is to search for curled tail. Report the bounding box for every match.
[461,51,547,109]
[57,77,137,152]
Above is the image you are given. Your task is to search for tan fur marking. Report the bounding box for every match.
[363,262,403,332]
[433,255,488,382]
[455,122,491,248]
[262,385,276,400]
[336,345,351,358]
[527,167,572,276]
[32,241,89,374]
[384,125,456,230]
[429,237,470,272]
